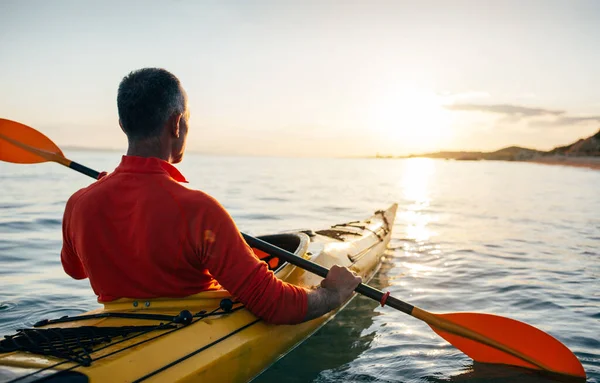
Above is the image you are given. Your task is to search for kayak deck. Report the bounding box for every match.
[0,204,397,383]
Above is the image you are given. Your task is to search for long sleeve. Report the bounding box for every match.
[196,201,307,325]
[61,194,87,280]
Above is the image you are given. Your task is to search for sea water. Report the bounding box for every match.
[1,153,598,382]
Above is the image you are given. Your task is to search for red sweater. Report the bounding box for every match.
[61,155,307,324]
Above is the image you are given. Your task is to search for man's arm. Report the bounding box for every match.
[194,197,361,325]
[61,194,87,280]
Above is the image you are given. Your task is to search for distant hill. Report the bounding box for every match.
[546,129,600,156]
[409,146,543,161]
[404,129,600,161]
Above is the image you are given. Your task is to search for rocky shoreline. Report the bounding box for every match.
[387,129,600,170]
[525,156,600,170]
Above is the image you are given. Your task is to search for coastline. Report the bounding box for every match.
[524,156,600,171]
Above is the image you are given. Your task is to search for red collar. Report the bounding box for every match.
[114,156,188,183]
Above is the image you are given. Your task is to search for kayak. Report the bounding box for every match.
[0,204,397,383]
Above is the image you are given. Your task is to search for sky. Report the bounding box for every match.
[1,0,599,157]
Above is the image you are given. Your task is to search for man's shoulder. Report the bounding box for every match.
[177,185,226,211]
[65,179,106,212]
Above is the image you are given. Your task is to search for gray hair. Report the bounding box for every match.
[117,68,186,140]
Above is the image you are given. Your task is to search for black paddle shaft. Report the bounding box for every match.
[242,234,415,315]
[71,163,415,316]
[69,161,101,179]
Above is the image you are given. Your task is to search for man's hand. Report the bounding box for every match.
[320,265,362,304]
[303,265,362,322]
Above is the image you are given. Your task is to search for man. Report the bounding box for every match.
[61,68,361,325]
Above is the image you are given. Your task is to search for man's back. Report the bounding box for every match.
[61,156,222,301]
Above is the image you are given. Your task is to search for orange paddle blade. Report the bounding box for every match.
[429,312,585,378]
[0,119,64,164]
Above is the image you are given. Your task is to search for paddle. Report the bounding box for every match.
[0,118,586,379]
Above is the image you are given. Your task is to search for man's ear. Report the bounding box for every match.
[171,114,183,138]
[119,120,125,134]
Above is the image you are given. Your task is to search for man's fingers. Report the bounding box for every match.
[321,265,361,289]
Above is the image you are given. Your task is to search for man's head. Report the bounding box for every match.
[117,68,189,163]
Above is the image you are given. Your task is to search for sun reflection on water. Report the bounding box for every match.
[400,158,437,244]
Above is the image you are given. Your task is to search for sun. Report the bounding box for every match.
[370,87,453,152]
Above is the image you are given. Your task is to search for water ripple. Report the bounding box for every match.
[1,155,599,382]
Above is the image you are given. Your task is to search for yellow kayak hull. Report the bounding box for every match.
[0,204,397,383]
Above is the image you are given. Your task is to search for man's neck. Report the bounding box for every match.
[126,138,172,162]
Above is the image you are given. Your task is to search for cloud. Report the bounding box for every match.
[445,103,563,117]
[445,103,600,127]
[532,115,600,127]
